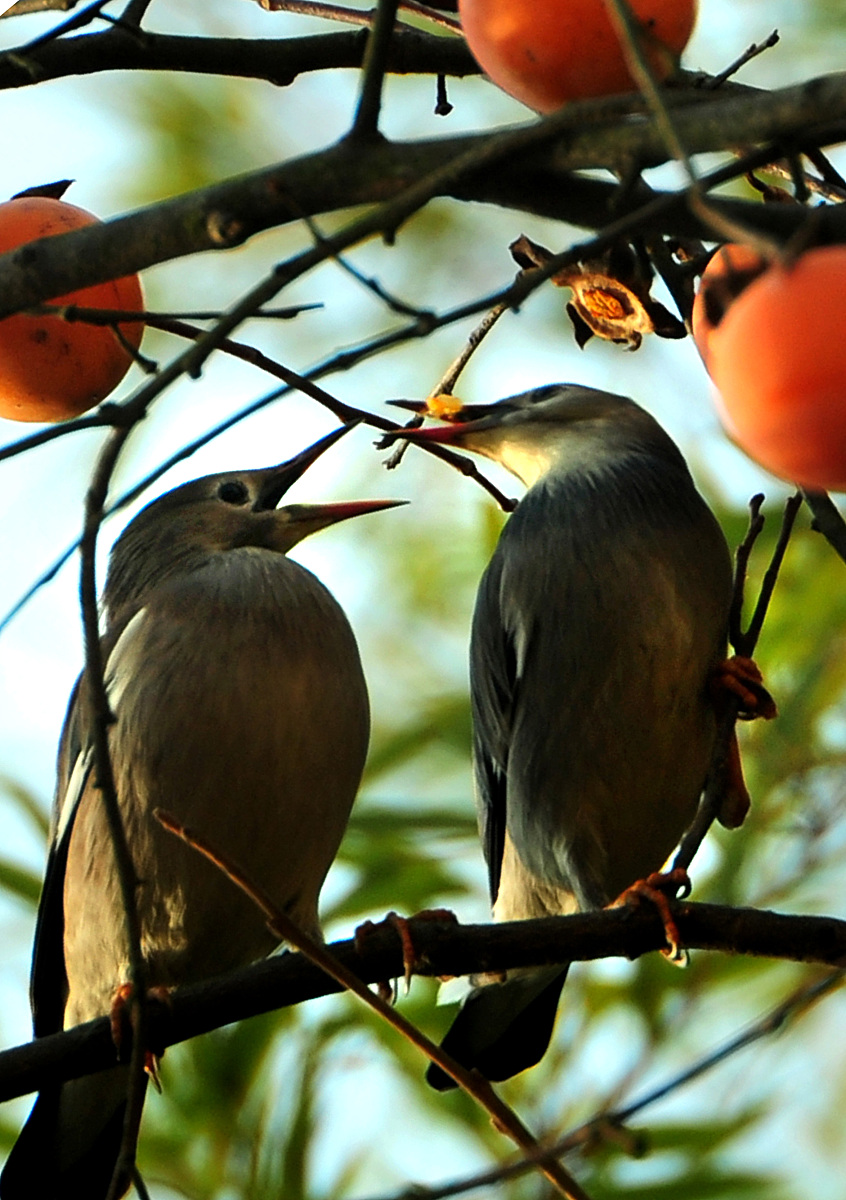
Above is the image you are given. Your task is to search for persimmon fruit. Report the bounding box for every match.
[691,242,766,368]
[694,243,846,492]
[0,196,144,423]
[458,0,698,112]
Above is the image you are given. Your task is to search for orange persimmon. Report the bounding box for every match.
[0,196,144,423]
[691,242,767,368]
[695,243,846,492]
[458,0,698,112]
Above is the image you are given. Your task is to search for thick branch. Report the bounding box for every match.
[0,901,843,1103]
[0,26,477,91]
[2,73,846,317]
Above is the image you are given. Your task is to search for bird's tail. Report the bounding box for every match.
[426,965,569,1091]
[0,1067,142,1200]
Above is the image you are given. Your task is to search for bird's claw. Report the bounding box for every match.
[355,908,458,995]
[712,655,777,721]
[109,983,171,1081]
[612,868,690,965]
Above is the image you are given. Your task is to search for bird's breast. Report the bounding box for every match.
[62,548,369,1021]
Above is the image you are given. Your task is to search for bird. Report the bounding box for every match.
[389,383,743,1090]
[0,423,401,1199]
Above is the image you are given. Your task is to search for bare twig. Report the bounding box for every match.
[801,490,846,566]
[78,422,150,1200]
[674,493,801,872]
[740,492,802,652]
[1,1,84,15]
[255,0,460,33]
[252,0,381,27]
[119,0,153,26]
[384,288,514,469]
[155,811,594,1200]
[402,0,460,33]
[4,0,110,49]
[368,970,843,1200]
[349,0,402,141]
[602,0,782,260]
[705,30,780,90]
[727,493,767,649]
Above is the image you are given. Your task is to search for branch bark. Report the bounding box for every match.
[1,901,843,1104]
[0,26,477,91]
[2,72,846,318]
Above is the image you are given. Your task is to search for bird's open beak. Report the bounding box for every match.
[255,422,361,512]
[385,399,504,447]
[388,398,498,424]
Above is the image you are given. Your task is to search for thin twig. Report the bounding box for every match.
[705,30,780,90]
[78,423,150,1200]
[728,493,767,649]
[1,1,83,15]
[349,0,401,141]
[372,970,843,1200]
[252,0,379,27]
[155,810,594,1200]
[801,490,846,566]
[741,492,802,652]
[4,0,110,50]
[297,212,430,316]
[674,493,800,872]
[384,291,513,469]
[37,303,322,324]
[601,0,782,260]
[402,0,460,33]
[253,0,460,33]
[118,0,153,26]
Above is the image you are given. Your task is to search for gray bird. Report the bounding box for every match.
[1,424,400,1198]
[391,384,735,1089]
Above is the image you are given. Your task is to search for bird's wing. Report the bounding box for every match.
[470,555,519,907]
[30,679,91,1037]
[29,611,146,1037]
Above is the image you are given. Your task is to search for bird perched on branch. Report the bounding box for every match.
[0,424,401,1199]
[389,383,756,1090]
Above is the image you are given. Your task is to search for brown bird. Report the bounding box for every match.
[1,424,401,1198]
[390,384,753,1089]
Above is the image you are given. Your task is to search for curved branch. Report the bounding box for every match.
[0,26,477,92]
[0,901,843,1103]
[2,72,846,317]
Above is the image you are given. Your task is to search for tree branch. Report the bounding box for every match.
[1,901,844,1103]
[0,26,477,92]
[2,74,846,317]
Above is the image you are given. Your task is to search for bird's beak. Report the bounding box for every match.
[255,422,361,512]
[385,400,503,447]
[387,398,499,424]
[277,499,407,546]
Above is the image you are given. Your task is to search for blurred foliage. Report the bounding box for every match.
[2,2,846,1200]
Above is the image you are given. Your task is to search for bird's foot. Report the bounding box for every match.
[717,728,752,829]
[710,656,776,829]
[110,983,171,1089]
[355,909,458,995]
[611,868,691,965]
[712,655,777,720]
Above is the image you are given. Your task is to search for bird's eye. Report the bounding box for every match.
[217,480,250,506]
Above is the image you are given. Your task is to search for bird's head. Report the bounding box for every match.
[388,384,669,487]
[105,423,403,618]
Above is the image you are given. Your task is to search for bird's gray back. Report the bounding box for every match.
[471,446,732,915]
